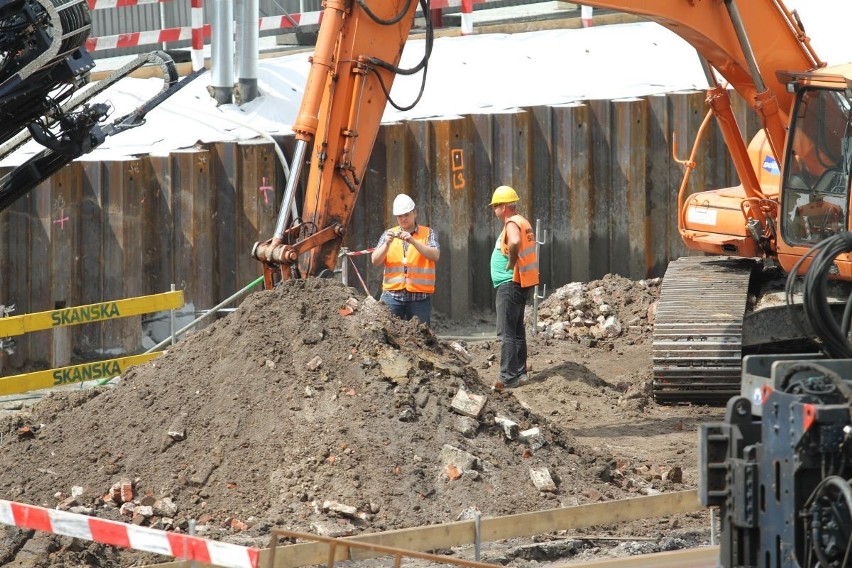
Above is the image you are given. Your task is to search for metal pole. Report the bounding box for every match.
[146,276,264,354]
[159,1,168,50]
[274,140,307,239]
[209,0,234,105]
[474,512,481,561]
[170,283,176,346]
[531,219,547,335]
[235,0,259,103]
[710,508,717,546]
[340,248,350,287]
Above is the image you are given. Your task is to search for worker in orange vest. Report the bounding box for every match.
[490,185,539,388]
[371,194,441,325]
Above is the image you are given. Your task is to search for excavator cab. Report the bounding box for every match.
[782,85,852,246]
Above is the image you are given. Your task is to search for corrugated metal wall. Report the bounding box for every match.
[0,90,760,369]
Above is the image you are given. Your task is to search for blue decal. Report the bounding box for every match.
[762,156,780,176]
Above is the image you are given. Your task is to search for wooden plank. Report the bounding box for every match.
[143,490,703,568]
[237,140,275,290]
[444,117,474,320]
[211,142,239,299]
[612,97,649,279]
[172,149,214,317]
[0,291,184,336]
[0,352,160,395]
[470,113,496,312]
[528,105,553,289]
[553,102,591,283]
[102,160,145,355]
[79,161,106,357]
[588,99,612,279]
[29,175,52,366]
[146,155,176,295]
[430,117,470,319]
[46,166,79,368]
[646,94,673,278]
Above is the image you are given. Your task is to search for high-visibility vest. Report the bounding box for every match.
[382,225,436,294]
[500,214,539,288]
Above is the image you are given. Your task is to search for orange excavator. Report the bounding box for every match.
[252,0,852,403]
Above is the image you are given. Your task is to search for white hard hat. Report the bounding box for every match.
[392,194,416,215]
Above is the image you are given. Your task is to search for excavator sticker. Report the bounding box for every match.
[686,207,717,227]
[762,156,780,176]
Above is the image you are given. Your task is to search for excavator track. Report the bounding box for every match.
[652,256,758,405]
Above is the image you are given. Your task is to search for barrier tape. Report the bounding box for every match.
[87,0,485,11]
[84,0,494,51]
[0,499,260,568]
[85,12,323,51]
[345,248,374,257]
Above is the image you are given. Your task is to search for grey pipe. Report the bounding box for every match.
[209,0,234,105]
[236,0,259,103]
[724,0,767,93]
[274,139,307,239]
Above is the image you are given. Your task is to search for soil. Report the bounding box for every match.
[0,275,725,567]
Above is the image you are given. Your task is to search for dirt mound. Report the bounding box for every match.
[535,275,660,348]
[0,279,651,567]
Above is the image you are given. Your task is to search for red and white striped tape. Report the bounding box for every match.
[88,0,173,9]
[345,248,375,257]
[84,0,493,52]
[88,0,487,10]
[0,499,260,568]
[85,12,323,51]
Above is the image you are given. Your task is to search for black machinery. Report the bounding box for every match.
[0,0,203,212]
[700,232,852,567]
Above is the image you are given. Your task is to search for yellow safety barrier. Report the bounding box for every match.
[0,291,184,337]
[0,353,161,396]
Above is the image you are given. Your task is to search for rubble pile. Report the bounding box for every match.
[0,278,667,567]
[533,275,661,347]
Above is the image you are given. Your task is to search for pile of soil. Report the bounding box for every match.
[0,278,700,567]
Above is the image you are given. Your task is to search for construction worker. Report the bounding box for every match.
[371,194,440,325]
[490,185,538,388]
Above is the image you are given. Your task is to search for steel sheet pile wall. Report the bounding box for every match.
[0,91,758,368]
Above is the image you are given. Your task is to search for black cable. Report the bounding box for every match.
[364,0,433,112]
[800,232,852,358]
[357,0,416,26]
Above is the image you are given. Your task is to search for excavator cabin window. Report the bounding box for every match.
[783,87,852,245]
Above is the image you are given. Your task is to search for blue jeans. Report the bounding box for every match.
[380,293,432,326]
[496,281,530,384]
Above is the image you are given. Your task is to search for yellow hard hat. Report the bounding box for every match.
[489,185,519,206]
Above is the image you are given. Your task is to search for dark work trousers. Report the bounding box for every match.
[495,281,531,385]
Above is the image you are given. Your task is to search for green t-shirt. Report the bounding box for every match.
[490,234,514,288]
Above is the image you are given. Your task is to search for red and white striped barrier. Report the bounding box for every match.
[0,499,260,568]
[581,5,594,27]
[84,0,493,54]
[460,0,473,35]
[190,0,204,70]
[88,0,174,9]
[85,12,323,51]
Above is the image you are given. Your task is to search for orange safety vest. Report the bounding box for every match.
[500,214,539,288]
[382,225,436,294]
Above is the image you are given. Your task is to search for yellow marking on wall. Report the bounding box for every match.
[0,291,184,337]
[0,353,161,396]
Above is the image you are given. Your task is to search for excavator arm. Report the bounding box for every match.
[253,0,825,284]
[252,0,421,285]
